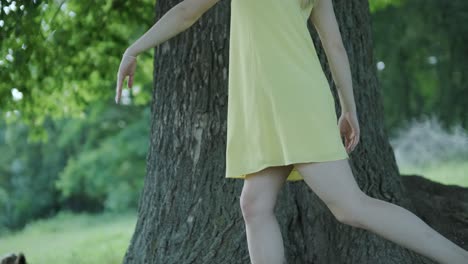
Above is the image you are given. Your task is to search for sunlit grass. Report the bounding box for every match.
[0,210,137,264]
[399,160,468,187]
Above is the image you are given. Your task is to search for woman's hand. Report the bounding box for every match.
[338,111,360,153]
[115,52,137,104]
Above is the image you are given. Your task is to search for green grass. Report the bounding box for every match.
[400,159,468,188]
[0,210,137,264]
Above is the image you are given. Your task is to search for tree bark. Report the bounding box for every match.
[122,0,467,263]
[401,175,468,251]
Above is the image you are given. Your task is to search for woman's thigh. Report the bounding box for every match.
[240,165,294,214]
[293,159,366,214]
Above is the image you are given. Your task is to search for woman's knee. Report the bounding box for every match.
[239,190,277,223]
[239,166,290,222]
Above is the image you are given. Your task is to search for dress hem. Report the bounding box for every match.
[225,154,350,182]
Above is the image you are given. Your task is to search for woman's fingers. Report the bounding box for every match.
[341,119,351,152]
[346,132,352,152]
[116,72,126,104]
[115,74,122,104]
[351,129,359,152]
[128,74,134,88]
[344,135,349,151]
[115,74,135,104]
[115,55,137,104]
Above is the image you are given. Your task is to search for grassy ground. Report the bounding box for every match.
[400,160,468,188]
[0,210,137,264]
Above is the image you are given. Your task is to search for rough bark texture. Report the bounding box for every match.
[401,175,468,251]
[122,0,468,263]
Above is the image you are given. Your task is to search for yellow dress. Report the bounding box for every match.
[225,0,349,181]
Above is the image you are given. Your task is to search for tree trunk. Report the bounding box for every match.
[122,0,467,263]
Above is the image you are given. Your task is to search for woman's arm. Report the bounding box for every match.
[125,0,221,57]
[115,0,220,104]
[309,0,360,153]
[309,0,356,114]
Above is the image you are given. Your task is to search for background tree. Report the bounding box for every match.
[121,0,467,263]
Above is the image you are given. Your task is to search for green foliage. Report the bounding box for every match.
[0,0,154,141]
[0,102,150,230]
[0,0,155,230]
[56,106,149,212]
[372,0,468,134]
[369,0,405,12]
[0,119,65,230]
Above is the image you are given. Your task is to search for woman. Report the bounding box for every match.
[115,0,468,263]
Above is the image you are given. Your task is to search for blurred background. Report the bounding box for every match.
[0,0,467,263]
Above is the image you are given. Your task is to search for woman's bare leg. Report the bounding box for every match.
[294,159,468,264]
[240,165,293,264]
